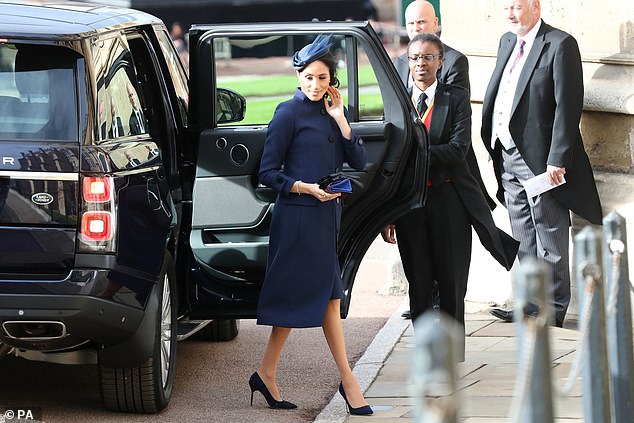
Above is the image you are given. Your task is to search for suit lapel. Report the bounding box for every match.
[396,54,410,87]
[512,22,549,115]
[483,34,515,115]
[438,43,450,83]
[429,85,449,144]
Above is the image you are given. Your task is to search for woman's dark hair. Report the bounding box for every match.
[298,52,340,88]
[409,33,445,57]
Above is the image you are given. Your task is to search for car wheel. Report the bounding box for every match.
[194,319,239,342]
[0,342,12,360]
[99,252,177,413]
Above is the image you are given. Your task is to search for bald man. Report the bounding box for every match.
[393,1,498,320]
[396,1,469,91]
[396,0,494,209]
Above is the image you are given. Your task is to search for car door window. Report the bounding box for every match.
[0,43,78,141]
[214,34,384,126]
[155,29,189,127]
[93,37,148,143]
[357,46,384,121]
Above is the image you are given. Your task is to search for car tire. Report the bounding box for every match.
[194,319,239,342]
[0,342,12,360]
[99,252,177,413]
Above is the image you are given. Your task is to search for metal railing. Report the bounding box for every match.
[411,210,633,423]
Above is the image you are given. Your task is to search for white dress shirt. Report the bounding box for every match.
[412,80,437,113]
[491,20,542,150]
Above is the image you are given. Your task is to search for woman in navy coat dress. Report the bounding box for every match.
[249,35,372,415]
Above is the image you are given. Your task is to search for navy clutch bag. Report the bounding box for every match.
[317,172,363,194]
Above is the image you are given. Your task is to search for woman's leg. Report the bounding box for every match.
[322,299,368,408]
[257,326,292,400]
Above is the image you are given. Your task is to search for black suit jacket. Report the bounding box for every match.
[108,116,124,139]
[129,109,147,135]
[429,83,518,269]
[99,122,107,141]
[481,21,602,224]
[395,42,497,210]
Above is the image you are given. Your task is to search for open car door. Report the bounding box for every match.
[186,22,428,319]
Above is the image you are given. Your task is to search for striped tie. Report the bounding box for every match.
[509,39,525,73]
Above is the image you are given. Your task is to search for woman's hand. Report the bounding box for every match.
[324,86,344,120]
[324,86,352,139]
[304,182,341,202]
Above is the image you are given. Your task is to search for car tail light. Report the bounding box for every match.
[78,176,116,252]
[83,176,111,202]
[81,211,112,241]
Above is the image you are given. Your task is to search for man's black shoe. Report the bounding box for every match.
[489,307,564,326]
[489,307,514,322]
[401,310,412,319]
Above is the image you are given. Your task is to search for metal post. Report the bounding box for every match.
[574,226,611,423]
[411,312,460,423]
[509,258,554,423]
[603,211,634,423]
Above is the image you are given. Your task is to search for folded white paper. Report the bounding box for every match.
[522,172,566,199]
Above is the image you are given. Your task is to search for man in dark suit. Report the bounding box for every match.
[108,97,124,139]
[127,83,147,135]
[384,33,517,360]
[394,0,497,320]
[482,0,602,327]
[97,98,107,141]
[395,1,495,208]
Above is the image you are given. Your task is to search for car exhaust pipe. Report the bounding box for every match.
[2,321,67,340]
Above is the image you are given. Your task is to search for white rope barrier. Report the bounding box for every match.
[559,268,597,396]
[508,311,549,421]
[606,240,624,317]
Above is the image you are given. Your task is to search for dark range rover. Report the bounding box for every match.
[0,0,428,413]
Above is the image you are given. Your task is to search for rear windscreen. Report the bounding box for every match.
[0,43,79,141]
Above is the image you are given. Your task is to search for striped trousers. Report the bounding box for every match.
[499,145,571,326]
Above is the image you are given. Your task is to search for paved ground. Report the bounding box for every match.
[315,309,584,423]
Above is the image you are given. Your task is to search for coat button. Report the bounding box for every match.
[328,136,334,143]
[320,108,327,115]
[276,176,284,184]
[358,139,364,145]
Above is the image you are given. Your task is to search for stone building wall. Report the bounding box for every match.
[370,0,634,311]
[441,0,634,310]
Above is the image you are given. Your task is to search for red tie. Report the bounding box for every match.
[509,39,525,73]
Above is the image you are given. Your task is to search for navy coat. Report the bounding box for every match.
[257,88,367,328]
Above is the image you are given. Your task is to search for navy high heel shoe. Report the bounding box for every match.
[338,382,373,415]
[249,372,297,409]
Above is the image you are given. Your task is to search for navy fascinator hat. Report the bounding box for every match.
[291,34,333,70]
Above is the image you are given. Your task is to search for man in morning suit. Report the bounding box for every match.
[98,98,107,141]
[394,0,497,320]
[483,0,602,327]
[108,97,124,139]
[127,83,148,135]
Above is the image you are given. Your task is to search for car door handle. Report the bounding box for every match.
[254,185,276,203]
